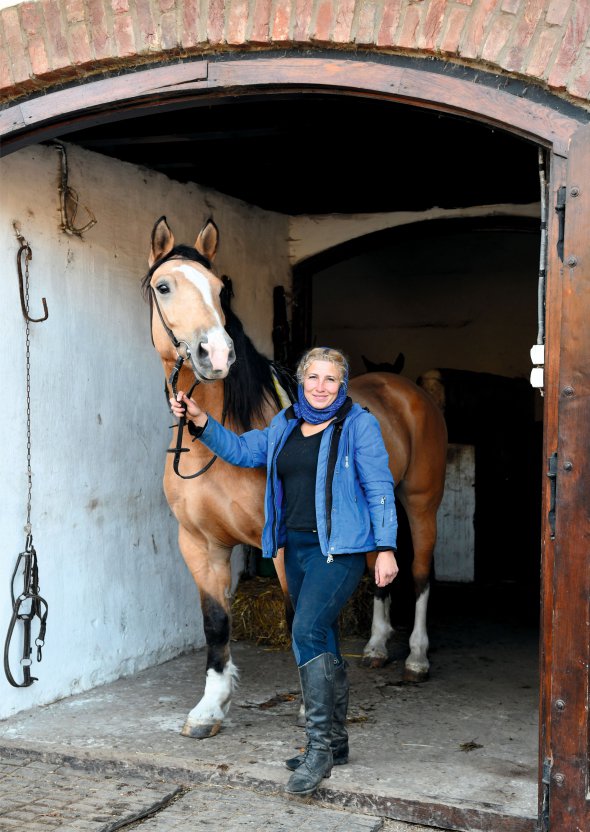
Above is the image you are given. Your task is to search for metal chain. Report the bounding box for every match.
[23,254,32,536]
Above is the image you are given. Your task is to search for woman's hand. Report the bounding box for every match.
[374,550,399,588]
[169,391,208,428]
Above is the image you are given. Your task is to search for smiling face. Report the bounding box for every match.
[302,360,343,409]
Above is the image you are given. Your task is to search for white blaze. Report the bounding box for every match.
[177,264,222,327]
[177,264,230,370]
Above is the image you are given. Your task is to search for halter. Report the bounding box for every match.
[150,286,227,479]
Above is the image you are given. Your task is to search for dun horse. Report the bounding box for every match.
[144,217,447,739]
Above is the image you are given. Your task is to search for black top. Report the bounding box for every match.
[276,425,324,530]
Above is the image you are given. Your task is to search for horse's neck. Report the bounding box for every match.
[183,367,225,417]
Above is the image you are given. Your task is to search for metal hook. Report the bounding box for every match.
[16,241,48,323]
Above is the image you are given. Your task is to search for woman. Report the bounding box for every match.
[170,346,399,796]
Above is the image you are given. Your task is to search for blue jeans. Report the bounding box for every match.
[284,529,366,666]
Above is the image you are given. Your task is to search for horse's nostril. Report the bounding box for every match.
[198,342,209,361]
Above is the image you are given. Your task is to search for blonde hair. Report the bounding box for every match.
[296,347,349,385]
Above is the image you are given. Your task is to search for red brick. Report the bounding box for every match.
[113,11,136,55]
[439,5,469,53]
[207,0,226,44]
[160,0,176,13]
[41,0,69,65]
[182,0,204,47]
[28,33,50,74]
[20,2,44,37]
[459,0,496,59]
[568,64,590,100]
[271,0,292,42]
[333,0,355,43]
[545,0,572,27]
[355,0,379,46]
[227,0,248,44]
[293,0,313,41]
[502,0,545,71]
[251,0,271,42]
[312,0,335,43]
[547,3,590,88]
[397,4,421,49]
[524,24,559,76]
[417,0,447,51]
[455,0,472,5]
[160,10,178,47]
[65,0,86,24]
[112,0,130,14]
[0,46,14,88]
[501,0,519,13]
[69,20,93,64]
[376,0,402,47]
[88,0,115,58]
[480,12,513,62]
[1,7,31,82]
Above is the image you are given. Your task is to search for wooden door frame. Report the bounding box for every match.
[1,53,588,832]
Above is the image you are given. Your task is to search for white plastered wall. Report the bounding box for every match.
[0,142,290,718]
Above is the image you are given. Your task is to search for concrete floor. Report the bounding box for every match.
[0,589,539,832]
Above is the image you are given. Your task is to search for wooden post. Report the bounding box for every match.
[541,122,590,832]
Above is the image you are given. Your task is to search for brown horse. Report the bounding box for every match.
[144,217,447,739]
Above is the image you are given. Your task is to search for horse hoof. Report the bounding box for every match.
[403,667,429,684]
[181,721,222,739]
[361,654,387,669]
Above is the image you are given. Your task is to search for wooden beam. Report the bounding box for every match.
[0,56,584,157]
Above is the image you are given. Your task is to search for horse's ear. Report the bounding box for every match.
[149,216,175,267]
[195,219,219,262]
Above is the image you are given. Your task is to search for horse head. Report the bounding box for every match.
[146,216,235,381]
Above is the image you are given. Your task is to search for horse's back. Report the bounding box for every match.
[349,373,447,504]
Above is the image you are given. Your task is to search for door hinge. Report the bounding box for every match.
[540,757,552,831]
[547,452,558,540]
[555,186,566,263]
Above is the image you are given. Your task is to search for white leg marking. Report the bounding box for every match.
[185,659,239,727]
[406,585,430,676]
[363,596,394,659]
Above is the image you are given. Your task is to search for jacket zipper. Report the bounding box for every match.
[381,495,386,526]
[269,432,286,557]
[325,423,343,564]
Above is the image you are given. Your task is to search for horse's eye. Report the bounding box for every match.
[156,283,170,295]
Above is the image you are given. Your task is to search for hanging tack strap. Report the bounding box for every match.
[4,538,49,687]
[4,228,49,687]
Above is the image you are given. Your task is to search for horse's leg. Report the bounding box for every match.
[274,547,305,724]
[400,495,437,682]
[362,587,394,667]
[178,528,237,739]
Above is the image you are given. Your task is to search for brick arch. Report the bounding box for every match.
[0,0,589,105]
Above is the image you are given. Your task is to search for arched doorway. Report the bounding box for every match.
[2,53,589,831]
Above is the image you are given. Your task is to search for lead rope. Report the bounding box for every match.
[4,233,49,687]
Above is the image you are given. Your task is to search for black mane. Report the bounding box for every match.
[142,245,290,432]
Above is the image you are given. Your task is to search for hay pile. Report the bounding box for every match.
[231,575,375,649]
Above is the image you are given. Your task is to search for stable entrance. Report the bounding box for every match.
[2,54,589,832]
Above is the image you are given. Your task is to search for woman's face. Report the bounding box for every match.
[303,360,342,410]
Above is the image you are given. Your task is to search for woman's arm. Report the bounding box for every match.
[352,413,399,587]
[170,391,269,468]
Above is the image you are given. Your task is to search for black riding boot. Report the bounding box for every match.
[285,653,335,796]
[286,659,349,770]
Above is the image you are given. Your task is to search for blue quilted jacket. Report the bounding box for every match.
[196,401,397,559]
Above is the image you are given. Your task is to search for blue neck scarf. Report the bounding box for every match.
[294,380,349,425]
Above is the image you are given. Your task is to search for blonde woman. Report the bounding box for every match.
[171,347,398,796]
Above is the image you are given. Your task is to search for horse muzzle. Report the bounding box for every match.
[191,329,235,380]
